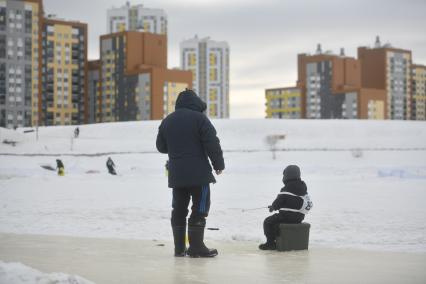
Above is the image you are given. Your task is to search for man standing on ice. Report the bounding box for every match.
[156,88,225,258]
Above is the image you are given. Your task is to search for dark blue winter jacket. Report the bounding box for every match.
[156,90,225,188]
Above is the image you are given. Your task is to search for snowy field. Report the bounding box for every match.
[0,119,426,253]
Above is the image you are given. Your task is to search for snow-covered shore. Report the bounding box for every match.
[0,260,94,284]
[1,119,426,253]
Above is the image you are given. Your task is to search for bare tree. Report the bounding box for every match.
[351,148,363,158]
[264,134,286,160]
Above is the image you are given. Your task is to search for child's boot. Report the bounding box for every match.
[259,238,276,250]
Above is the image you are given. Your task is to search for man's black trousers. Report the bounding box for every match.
[171,185,210,227]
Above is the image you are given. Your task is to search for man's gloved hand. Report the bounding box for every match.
[268,205,274,212]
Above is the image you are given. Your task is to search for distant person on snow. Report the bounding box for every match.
[156,88,225,258]
[259,165,313,250]
[74,127,79,138]
[106,157,116,175]
[56,159,65,176]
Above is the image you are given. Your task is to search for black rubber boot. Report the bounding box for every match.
[187,226,218,258]
[258,240,276,250]
[172,226,187,257]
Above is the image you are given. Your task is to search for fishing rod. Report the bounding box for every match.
[241,206,268,212]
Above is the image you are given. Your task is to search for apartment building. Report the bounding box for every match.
[40,17,87,126]
[0,0,42,128]
[411,64,426,120]
[181,36,230,118]
[358,37,412,120]
[107,2,167,34]
[88,60,100,123]
[297,45,362,119]
[96,31,191,122]
[265,87,302,119]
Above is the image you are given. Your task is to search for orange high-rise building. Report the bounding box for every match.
[268,38,423,120]
[95,31,192,122]
[358,37,412,120]
[297,45,362,119]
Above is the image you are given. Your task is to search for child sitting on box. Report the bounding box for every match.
[259,165,313,250]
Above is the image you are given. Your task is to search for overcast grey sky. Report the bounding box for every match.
[44,0,426,118]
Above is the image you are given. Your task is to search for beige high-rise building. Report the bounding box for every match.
[181,36,230,118]
[107,2,167,34]
[411,64,426,120]
[40,17,88,126]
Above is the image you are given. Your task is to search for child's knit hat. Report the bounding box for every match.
[283,165,301,182]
